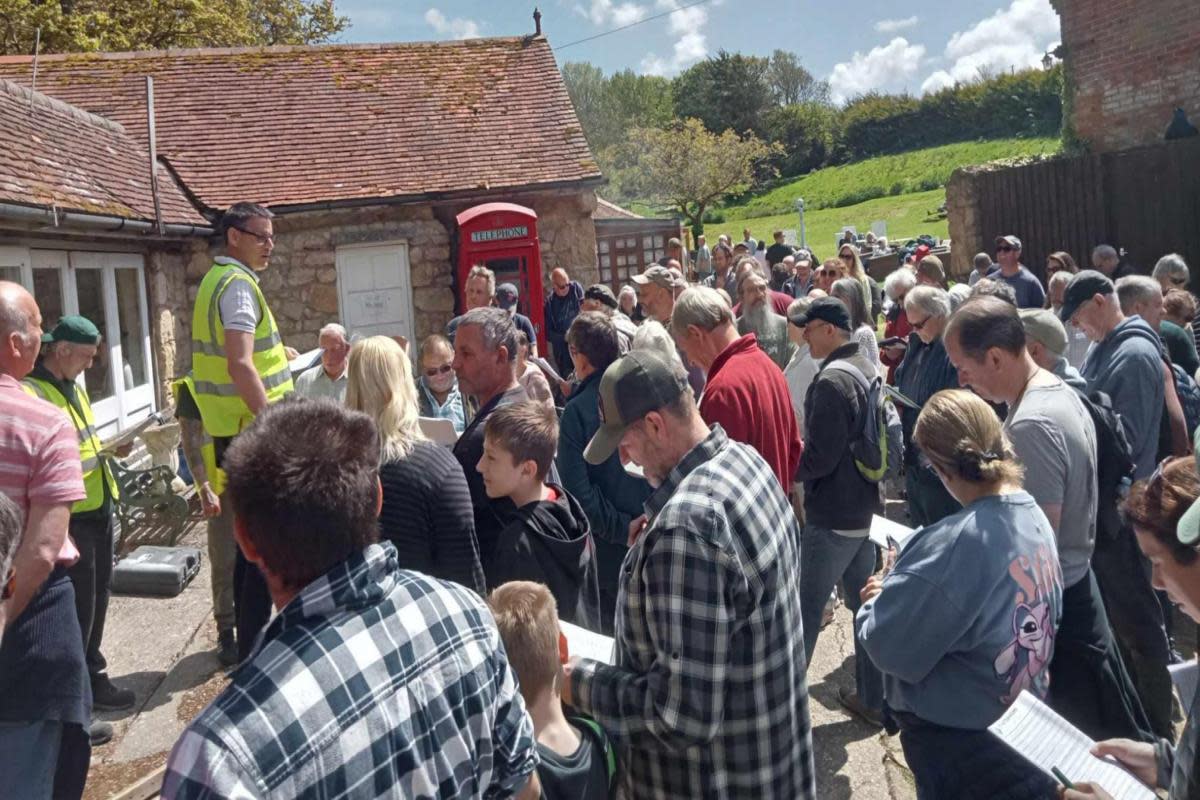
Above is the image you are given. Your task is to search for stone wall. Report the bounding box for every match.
[1051,0,1200,153]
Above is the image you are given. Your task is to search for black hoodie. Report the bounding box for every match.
[489,484,602,630]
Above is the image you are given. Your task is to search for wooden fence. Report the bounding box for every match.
[949,137,1200,282]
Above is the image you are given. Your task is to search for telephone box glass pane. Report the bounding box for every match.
[484,255,531,317]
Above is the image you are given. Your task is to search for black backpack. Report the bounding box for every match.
[1076,389,1136,542]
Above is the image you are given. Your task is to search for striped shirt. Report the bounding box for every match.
[0,373,85,517]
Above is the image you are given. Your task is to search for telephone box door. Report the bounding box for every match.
[456,203,545,352]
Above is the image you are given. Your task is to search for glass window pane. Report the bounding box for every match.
[115,269,147,389]
[642,236,653,248]
[0,266,20,284]
[616,255,626,267]
[654,235,665,248]
[74,269,114,404]
[598,240,609,254]
[32,269,64,326]
[600,267,611,281]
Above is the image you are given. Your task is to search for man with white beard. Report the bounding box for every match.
[737,270,796,370]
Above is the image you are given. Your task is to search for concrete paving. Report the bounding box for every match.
[90,520,917,799]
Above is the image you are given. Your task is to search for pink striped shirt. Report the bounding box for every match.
[0,373,86,518]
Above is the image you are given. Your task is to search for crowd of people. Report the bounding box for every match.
[2,199,1200,800]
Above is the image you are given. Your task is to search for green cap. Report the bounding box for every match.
[1178,427,1200,545]
[583,350,691,465]
[42,315,101,345]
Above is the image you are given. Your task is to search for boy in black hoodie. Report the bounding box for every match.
[477,402,601,628]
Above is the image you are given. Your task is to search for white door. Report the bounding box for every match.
[335,243,415,343]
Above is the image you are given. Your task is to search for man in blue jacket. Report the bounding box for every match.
[545,268,584,379]
[556,312,650,633]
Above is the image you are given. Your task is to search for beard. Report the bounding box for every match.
[741,299,771,333]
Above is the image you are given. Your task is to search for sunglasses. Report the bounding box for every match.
[996,245,1015,253]
[909,315,932,331]
[424,364,453,377]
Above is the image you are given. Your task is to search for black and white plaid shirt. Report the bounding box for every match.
[571,425,816,799]
[161,541,537,799]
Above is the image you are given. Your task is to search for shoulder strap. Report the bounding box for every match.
[824,359,872,393]
[570,716,617,786]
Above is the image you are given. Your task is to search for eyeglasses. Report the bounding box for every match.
[909,314,932,331]
[424,364,453,377]
[232,226,275,245]
[996,245,1015,253]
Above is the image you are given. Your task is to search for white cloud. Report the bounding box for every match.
[583,0,649,26]
[828,37,927,103]
[875,16,918,33]
[639,0,709,76]
[423,8,481,39]
[919,0,1060,93]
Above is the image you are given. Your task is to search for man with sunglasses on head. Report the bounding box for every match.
[190,202,296,665]
[989,234,1046,309]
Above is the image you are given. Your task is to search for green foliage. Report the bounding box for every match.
[561,62,674,156]
[671,51,774,137]
[724,137,1061,219]
[0,0,347,54]
[761,102,838,177]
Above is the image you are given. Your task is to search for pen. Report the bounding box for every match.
[1051,766,1074,790]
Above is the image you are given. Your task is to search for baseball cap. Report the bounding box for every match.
[42,315,101,345]
[1179,429,1200,545]
[584,350,691,465]
[995,234,1023,251]
[632,265,686,291]
[1019,309,1068,356]
[795,249,813,263]
[495,282,519,310]
[584,284,618,310]
[789,296,852,331]
[1058,270,1114,323]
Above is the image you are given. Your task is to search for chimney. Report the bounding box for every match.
[533,7,542,36]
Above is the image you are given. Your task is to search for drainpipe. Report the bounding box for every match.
[0,202,212,237]
[146,77,165,236]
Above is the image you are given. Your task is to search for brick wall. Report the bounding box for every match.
[1052,0,1200,152]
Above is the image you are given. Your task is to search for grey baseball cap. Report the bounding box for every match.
[631,264,686,291]
[584,350,691,465]
[1019,309,1069,356]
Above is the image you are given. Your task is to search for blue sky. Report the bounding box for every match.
[336,0,1061,102]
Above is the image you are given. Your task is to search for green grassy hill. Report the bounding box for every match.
[722,137,1061,221]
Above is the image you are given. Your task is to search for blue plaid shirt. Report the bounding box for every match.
[571,425,816,799]
[161,542,537,799]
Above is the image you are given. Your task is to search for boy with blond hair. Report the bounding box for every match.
[477,402,600,627]
[489,581,615,800]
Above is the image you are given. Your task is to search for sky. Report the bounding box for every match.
[336,0,1062,103]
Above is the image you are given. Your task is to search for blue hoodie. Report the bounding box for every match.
[1079,315,1164,480]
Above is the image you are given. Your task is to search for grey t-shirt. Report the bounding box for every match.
[214,258,262,334]
[1004,377,1098,588]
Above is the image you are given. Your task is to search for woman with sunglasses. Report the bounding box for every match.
[838,243,875,322]
[347,335,486,595]
[1062,456,1200,799]
[894,286,962,527]
[1043,251,1079,300]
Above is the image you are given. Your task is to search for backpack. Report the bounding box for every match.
[570,716,618,794]
[1075,389,1136,543]
[824,360,905,483]
[1170,363,1200,438]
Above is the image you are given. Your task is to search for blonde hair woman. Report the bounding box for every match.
[838,242,874,321]
[858,389,1064,799]
[346,336,485,593]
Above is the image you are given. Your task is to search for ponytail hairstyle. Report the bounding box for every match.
[914,389,1023,486]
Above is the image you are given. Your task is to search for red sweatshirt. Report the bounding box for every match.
[699,334,803,491]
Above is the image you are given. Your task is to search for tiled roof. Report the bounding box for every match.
[0,37,602,211]
[593,197,641,219]
[0,79,205,225]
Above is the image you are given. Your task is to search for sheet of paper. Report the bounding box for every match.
[1170,659,1198,708]
[867,515,918,551]
[418,417,458,446]
[988,691,1155,800]
[560,621,614,665]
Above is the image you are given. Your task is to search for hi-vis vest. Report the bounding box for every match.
[23,377,119,514]
[171,375,226,496]
[191,260,293,437]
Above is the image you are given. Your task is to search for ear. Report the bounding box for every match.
[520,458,539,482]
[232,514,262,567]
[1,566,14,600]
[496,345,510,365]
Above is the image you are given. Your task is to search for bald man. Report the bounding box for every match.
[544,267,584,378]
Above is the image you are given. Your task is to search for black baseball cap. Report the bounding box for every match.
[584,350,691,465]
[788,296,852,331]
[584,284,618,310]
[1058,270,1114,323]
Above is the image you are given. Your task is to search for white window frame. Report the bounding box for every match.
[4,245,155,437]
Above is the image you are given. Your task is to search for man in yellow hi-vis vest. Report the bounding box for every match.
[191,202,295,666]
[23,315,134,746]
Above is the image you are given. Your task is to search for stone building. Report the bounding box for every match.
[1051,0,1200,153]
[0,33,602,431]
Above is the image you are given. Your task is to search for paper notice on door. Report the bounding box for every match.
[867,515,918,552]
[560,621,614,665]
[988,691,1155,800]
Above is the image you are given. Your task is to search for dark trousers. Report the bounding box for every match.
[895,711,1058,799]
[1047,569,1155,743]
[904,464,961,528]
[1091,523,1174,739]
[66,512,114,680]
[234,548,272,663]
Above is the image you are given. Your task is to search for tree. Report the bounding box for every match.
[0,0,347,55]
[765,50,831,106]
[609,118,779,234]
[562,63,673,172]
[672,51,773,137]
[763,102,837,177]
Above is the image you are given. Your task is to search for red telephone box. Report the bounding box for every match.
[455,203,546,353]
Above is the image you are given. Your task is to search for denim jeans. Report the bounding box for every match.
[0,719,89,799]
[799,524,883,712]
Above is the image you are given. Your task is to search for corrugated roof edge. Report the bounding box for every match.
[0,78,125,133]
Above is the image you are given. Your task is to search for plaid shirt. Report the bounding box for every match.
[161,542,537,799]
[571,425,816,799]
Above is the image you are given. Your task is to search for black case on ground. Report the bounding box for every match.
[111,545,202,597]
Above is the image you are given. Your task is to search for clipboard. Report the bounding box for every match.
[883,384,920,410]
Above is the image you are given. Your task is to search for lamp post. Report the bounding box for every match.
[795,198,807,249]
